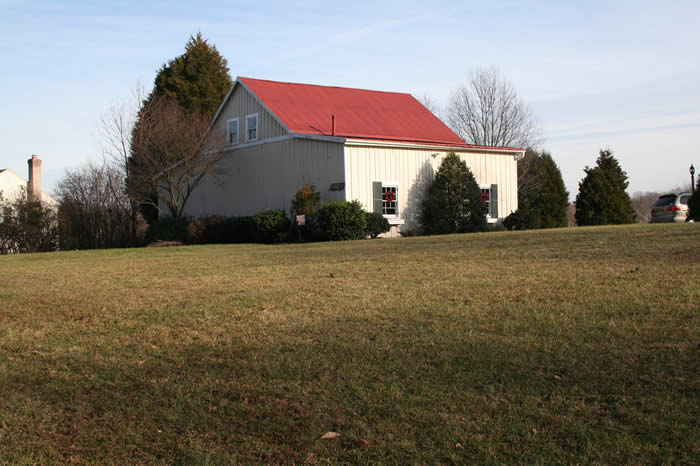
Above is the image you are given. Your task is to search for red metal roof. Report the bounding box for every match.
[239,77,477,148]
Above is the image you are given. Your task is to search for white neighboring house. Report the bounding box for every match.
[0,155,57,207]
[182,77,524,236]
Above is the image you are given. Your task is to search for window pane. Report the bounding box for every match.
[653,195,676,207]
[228,120,238,144]
[382,186,397,216]
[246,116,258,141]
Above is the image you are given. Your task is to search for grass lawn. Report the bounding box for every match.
[0,224,698,463]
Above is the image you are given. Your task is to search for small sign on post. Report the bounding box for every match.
[296,214,306,226]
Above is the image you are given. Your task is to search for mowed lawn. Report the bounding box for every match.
[0,224,698,463]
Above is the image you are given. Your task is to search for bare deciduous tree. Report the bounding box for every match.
[630,191,660,223]
[55,162,137,249]
[446,68,541,149]
[417,93,441,120]
[129,95,225,220]
[97,84,146,243]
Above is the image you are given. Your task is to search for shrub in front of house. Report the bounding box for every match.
[145,217,190,243]
[230,216,256,243]
[503,204,540,230]
[317,200,367,241]
[290,184,322,242]
[365,212,390,238]
[253,209,290,243]
[291,184,321,217]
[185,215,255,244]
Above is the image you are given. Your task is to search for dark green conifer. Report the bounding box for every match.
[421,152,487,234]
[575,149,635,226]
[505,150,568,230]
[153,32,233,116]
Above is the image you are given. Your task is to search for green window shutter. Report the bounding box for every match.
[490,184,499,218]
[373,182,383,214]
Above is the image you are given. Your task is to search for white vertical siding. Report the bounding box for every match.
[344,144,518,230]
[184,138,345,217]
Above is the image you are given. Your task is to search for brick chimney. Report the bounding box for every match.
[27,154,42,201]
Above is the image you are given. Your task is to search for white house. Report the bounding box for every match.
[183,77,524,235]
[0,155,56,205]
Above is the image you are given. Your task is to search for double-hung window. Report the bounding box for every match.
[480,184,499,220]
[245,113,258,142]
[373,182,399,218]
[226,118,239,145]
[381,184,398,216]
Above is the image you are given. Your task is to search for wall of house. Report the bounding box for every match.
[0,168,56,206]
[183,137,346,218]
[343,143,519,232]
[214,84,288,143]
[0,170,27,202]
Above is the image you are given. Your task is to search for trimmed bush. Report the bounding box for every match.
[503,205,539,230]
[230,216,256,243]
[185,215,255,244]
[365,212,390,238]
[317,200,367,241]
[253,209,290,244]
[145,217,190,243]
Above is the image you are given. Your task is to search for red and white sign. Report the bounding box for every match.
[296,215,306,226]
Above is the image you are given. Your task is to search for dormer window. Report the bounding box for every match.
[245,113,258,142]
[226,118,239,145]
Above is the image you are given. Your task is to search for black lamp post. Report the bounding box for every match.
[691,164,696,194]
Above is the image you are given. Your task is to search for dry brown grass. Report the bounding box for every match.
[0,224,698,463]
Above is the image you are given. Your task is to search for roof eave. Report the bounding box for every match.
[343,138,525,155]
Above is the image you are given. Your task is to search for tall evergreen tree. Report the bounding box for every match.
[153,32,233,116]
[534,152,569,228]
[505,150,568,230]
[128,33,233,222]
[421,152,487,234]
[575,149,635,226]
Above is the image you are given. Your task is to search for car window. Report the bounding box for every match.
[679,195,690,205]
[653,195,676,207]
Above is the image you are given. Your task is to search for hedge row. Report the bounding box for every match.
[145,201,390,245]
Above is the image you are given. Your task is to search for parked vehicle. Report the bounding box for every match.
[650,193,691,223]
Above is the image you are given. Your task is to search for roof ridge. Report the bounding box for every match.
[239,76,413,97]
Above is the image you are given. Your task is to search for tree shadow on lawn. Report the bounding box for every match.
[1,331,696,464]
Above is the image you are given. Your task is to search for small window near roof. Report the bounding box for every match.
[227,118,239,145]
[245,114,258,142]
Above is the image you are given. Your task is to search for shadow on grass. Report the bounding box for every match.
[2,323,697,464]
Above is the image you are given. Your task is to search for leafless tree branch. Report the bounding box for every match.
[128,95,226,220]
[446,67,542,149]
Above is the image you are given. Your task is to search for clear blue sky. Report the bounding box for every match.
[1,0,699,199]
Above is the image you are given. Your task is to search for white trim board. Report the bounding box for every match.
[344,138,524,156]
